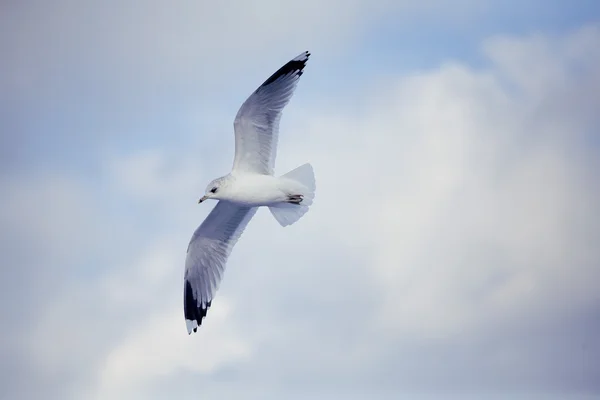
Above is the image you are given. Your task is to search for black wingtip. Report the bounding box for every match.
[184,280,211,334]
[259,51,311,88]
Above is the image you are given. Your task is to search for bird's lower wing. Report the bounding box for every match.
[232,51,310,175]
[184,201,257,333]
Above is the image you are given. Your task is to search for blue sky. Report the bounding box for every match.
[1,1,600,400]
[4,0,599,171]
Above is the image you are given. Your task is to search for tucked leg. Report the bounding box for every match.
[286,194,304,204]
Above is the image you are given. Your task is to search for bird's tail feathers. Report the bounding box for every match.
[269,163,316,227]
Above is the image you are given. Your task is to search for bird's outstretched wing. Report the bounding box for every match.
[184,201,257,333]
[232,51,310,175]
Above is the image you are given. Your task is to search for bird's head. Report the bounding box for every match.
[198,177,226,203]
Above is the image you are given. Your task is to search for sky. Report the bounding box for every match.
[1,1,600,399]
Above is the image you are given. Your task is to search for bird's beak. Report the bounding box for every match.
[198,195,209,204]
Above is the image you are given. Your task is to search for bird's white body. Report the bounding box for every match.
[183,51,315,334]
[214,173,288,206]
[210,172,312,207]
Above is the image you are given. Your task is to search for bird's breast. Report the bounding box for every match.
[224,174,286,207]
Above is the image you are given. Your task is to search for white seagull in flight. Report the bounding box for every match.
[184,51,315,334]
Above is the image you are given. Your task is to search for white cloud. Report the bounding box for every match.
[2,14,599,400]
[71,23,600,398]
[0,172,128,399]
[92,301,250,400]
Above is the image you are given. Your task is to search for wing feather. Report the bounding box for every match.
[232,51,310,174]
[183,201,257,333]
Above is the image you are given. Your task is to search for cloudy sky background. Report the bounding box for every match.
[2,1,600,399]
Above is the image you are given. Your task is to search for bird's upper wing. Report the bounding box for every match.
[184,200,257,334]
[232,51,310,175]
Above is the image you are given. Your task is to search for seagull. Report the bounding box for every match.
[183,51,315,334]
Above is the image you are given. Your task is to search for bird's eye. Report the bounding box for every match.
[210,187,218,193]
